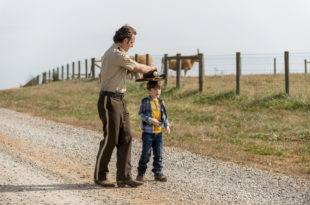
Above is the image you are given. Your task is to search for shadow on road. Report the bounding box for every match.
[0,183,109,193]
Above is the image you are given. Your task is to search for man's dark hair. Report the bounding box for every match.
[147,81,162,90]
[113,25,137,43]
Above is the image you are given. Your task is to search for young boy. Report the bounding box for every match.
[136,81,170,182]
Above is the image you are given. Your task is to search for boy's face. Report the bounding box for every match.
[148,87,161,99]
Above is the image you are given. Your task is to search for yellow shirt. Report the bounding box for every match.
[151,99,162,133]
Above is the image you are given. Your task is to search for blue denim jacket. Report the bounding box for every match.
[138,95,169,133]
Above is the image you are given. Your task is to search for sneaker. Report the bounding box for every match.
[94,179,115,187]
[117,179,143,188]
[154,174,167,182]
[136,174,144,182]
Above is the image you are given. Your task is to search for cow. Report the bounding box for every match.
[130,55,153,65]
[128,55,153,79]
[162,55,199,77]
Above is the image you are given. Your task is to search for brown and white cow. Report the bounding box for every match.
[162,55,199,76]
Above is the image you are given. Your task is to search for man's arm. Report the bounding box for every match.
[98,72,101,84]
[132,63,157,74]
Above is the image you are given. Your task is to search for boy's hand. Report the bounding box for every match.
[150,118,160,126]
[166,126,171,134]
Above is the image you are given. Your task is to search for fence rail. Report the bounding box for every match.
[162,53,204,92]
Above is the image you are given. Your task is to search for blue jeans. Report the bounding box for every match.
[138,132,163,176]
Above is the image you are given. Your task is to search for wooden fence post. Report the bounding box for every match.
[146,54,149,65]
[42,72,46,84]
[78,61,81,79]
[274,58,276,74]
[85,59,88,78]
[176,53,181,88]
[49,70,51,82]
[91,58,95,78]
[198,53,204,92]
[61,66,64,80]
[54,68,57,81]
[135,54,138,79]
[72,62,75,79]
[284,51,289,95]
[57,67,59,80]
[236,52,241,95]
[36,75,39,85]
[164,54,168,86]
[305,59,308,74]
[67,64,69,80]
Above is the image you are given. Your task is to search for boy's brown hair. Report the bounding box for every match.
[147,81,162,90]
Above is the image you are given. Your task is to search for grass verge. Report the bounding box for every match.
[0,75,309,181]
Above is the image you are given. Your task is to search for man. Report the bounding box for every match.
[94,25,157,188]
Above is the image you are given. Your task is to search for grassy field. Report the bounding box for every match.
[0,74,309,180]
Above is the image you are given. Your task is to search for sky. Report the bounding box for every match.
[0,0,310,90]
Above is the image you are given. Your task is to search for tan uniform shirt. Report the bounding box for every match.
[100,43,136,93]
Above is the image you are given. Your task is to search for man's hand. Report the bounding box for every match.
[133,63,157,74]
[150,64,157,72]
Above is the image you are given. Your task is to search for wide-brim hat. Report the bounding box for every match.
[135,71,166,82]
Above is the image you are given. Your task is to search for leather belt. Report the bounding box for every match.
[100,91,124,99]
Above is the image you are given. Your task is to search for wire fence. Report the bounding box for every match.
[24,52,310,99]
[151,52,310,98]
[151,52,310,76]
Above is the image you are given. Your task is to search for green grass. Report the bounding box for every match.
[245,93,310,111]
[243,147,285,156]
[0,75,310,180]
[194,91,236,104]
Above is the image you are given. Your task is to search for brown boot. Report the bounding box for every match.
[136,174,144,182]
[117,179,143,188]
[154,174,167,182]
[94,179,115,187]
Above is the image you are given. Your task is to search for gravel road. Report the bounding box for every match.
[0,108,309,204]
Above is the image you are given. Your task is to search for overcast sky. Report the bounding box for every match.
[0,0,310,90]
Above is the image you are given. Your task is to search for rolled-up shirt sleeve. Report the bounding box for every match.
[161,100,170,127]
[116,52,136,72]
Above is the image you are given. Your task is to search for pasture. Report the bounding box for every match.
[0,75,309,180]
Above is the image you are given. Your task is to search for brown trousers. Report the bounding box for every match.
[94,93,132,181]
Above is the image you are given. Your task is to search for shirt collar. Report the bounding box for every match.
[113,43,125,52]
[148,95,161,102]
